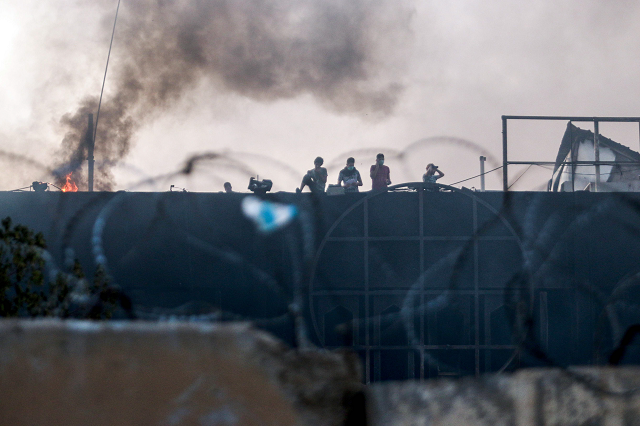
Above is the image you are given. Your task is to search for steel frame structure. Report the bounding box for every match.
[501,115,640,192]
[309,183,550,382]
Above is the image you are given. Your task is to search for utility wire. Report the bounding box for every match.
[543,163,640,175]
[9,186,32,192]
[449,165,503,186]
[93,0,122,144]
[508,164,533,190]
[10,182,65,192]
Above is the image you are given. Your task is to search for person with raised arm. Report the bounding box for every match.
[423,163,445,183]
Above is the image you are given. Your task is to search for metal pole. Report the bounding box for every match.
[594,119,600,192]
[87,114,94,192]
[570,122,575,192]
[479,156,486,191]
[502,116,508,191]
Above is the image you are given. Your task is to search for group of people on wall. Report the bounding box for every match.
[222,153,445,193]
[295,153,445,193]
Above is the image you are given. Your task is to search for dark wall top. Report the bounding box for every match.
[2,188,640,380]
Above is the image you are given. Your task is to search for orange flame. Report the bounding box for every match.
[61,172,78,192]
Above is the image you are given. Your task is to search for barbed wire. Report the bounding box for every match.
[1,146,640,395]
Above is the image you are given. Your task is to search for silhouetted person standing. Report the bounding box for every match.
[223,182,233,193]
[370,153,391,190]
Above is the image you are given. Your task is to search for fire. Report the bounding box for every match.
[61,172,78,193]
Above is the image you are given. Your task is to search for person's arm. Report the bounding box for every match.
[318,167,328,184]
[356,171,363,187]
[370,164,378,179]
[337,171,343,186]
[436,169,444,178]
[300,169,313,190]
[341,172,353,188]
[386,167,391,185]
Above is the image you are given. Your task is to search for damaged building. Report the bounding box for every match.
[551,122,640,192]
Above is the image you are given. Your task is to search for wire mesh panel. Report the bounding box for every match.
[309,183,529,382]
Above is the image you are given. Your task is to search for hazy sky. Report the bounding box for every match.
[1,0,640,192]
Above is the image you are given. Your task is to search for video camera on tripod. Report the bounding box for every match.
[248,177,273,194]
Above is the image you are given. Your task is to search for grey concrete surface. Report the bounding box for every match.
[367,367,640,426]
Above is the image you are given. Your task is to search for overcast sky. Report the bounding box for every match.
[1,0,640,192]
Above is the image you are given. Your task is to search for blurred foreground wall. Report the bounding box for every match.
[0,320,362,426]
[1,319,640,426]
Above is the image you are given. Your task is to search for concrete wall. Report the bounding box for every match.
[2,319,640,426]
[0,319,362,426]
[368,367,640,426]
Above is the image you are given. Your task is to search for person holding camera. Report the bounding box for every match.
[298,156,328,193]
[370,153,391,190]
[423,163,445,183]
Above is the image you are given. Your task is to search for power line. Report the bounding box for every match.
[8,182,64,192]
[93,0,122,144]
[9,186,32,192]
[447,161,640,189]
[449,165,503,186]
[508,164,533,190]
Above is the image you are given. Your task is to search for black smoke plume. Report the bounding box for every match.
[55,0,414,190]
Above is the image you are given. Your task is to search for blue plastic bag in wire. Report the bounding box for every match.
[241,196,298,233]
